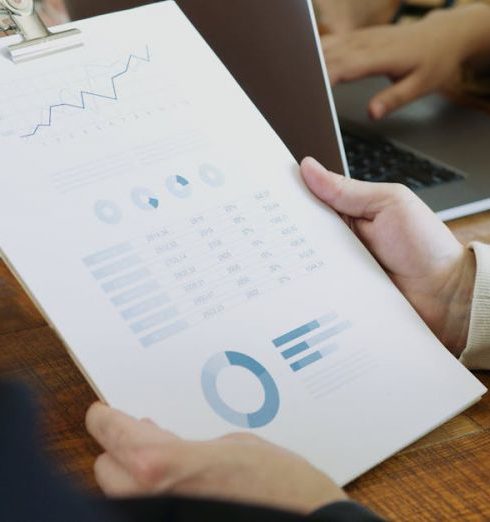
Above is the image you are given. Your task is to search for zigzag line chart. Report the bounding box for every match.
[21,46,151,139]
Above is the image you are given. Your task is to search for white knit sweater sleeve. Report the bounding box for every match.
[459,242,490,370]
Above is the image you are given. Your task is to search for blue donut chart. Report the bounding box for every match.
[131,186,159,210]
[165,174,192,199]
[94,200,122,225]
[199,163,225,187]
[201,351,280,429]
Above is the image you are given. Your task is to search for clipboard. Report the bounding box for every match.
[0,0,81,62]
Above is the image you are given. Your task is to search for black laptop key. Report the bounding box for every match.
[342,130,465,190]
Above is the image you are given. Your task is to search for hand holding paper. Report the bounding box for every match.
[0,2,485,487]
[301,157,475,354]
[86,401,347,513]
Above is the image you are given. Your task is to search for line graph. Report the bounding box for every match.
[21,46,151,138]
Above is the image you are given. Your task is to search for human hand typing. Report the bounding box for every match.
[314,0,400,34]
[322,4,490,119]
[86,402,346,514]
[301,157,475,356]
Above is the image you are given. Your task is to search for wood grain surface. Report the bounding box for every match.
[0,213,489,519]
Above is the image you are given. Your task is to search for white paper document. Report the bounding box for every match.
[0,2,485,485]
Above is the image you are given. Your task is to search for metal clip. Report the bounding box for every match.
[0,0,82,63]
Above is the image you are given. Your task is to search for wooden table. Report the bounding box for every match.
[348,212,490,520]
[0,213,489,520]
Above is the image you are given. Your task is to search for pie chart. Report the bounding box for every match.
[201,351,280,429]
[165,174,192,199]
[131,187,159,211]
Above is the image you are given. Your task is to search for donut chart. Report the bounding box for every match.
[94,200,122,225]
[131,187,159,210]
[165,174,192,199]
[199,164,225,187]
[201,351,280,428]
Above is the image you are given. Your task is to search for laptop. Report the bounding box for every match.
[64,0,490,221]
[334,78,490,221]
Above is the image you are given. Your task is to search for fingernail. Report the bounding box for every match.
[302,157,323,170]
[370,101,385,120]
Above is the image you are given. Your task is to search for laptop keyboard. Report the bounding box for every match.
[342,129,465,191]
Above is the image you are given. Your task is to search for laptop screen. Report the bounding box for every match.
[64,0,346,173]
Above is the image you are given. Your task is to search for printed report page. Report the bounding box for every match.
[0,1,485,485]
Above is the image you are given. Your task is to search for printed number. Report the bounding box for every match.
[227,264,242,274]
[165,254,187,266]
[254,191,271,200]
[194,292,214,305]
[203,304,225,319]
[305,261,325,272]
[155,241,178,254]
[174,266,197,279]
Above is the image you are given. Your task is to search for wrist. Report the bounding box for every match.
[439,249,476,357]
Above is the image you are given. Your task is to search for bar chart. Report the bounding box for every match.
[272,314,379,400]
[272,314,352,373]
[83,242,188,347]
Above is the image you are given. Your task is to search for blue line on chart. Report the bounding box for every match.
[21,45,151,138]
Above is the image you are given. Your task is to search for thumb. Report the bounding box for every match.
[300,157,397,219]
[369,73,426,120]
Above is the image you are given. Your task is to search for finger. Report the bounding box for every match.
[94,453,142,497]
[86,404,215,494]
[368,73,427,119]
[117,442,209,493]
[300,157,404,219]
[86,402,177,461]
[320,34,341,52]
[326,50,398,87]
[323,31,404,85]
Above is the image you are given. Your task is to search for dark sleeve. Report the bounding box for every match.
[109,497,304,522]
[108,497,385,522]
[0,379,382,522]
[311,501,385,521]
[0,380,118,522]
